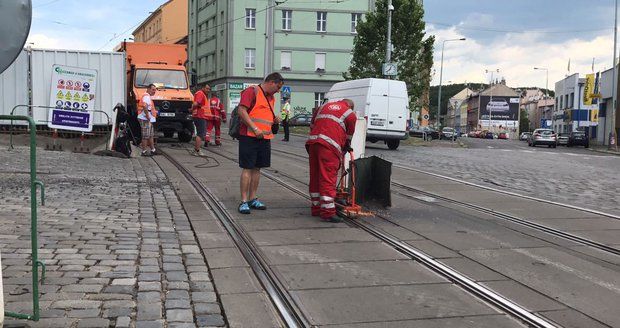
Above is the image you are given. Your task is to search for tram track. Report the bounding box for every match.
[201,145,559,328]
[257,143,620,258]
[159,148,311,328]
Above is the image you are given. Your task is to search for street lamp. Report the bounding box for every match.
[610,0,618,150]
[437,37,466,128]
[534,67,549,129]
[533,67,549,97]
[485,68,500,132]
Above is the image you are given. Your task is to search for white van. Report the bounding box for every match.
[325,78,409,150]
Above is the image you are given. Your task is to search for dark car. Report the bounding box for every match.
[567,131,589,148]
[484,131,495,139]
[288,114,312,126]
[520,132,531,141]
[440,127,457,140]
[410,126,439,140]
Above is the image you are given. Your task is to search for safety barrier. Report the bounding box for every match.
[1,114,45,321]
[6,105,111,152]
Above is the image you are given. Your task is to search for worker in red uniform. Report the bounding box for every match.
[306,99,357,223]
[207,92,226,145]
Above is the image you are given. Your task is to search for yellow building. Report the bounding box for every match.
[133,0,188,44]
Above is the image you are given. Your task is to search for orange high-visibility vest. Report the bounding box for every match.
[138,93,157,119]
[246,87,275,140]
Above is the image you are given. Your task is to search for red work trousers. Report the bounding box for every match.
[308,143,341,219]
[206,119,221,144]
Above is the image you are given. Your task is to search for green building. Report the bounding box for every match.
[188,0,375,115]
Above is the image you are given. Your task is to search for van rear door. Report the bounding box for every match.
[386,81,408,137]
[367,80,389,138]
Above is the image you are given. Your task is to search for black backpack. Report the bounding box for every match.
[228,105,241,139]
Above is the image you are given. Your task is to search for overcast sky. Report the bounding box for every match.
[27,0,619,89]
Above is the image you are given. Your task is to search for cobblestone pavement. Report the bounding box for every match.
[0,147,226,327]
[366,138,620,216]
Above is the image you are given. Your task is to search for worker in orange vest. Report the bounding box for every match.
[236,73,283,214]
[306,99,357,222]
[137,84,158,156]
[207,93,226,146]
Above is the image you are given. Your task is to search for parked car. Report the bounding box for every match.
[567,131,589,148]
[410,126,439,140]
[557,133,569,146]
[520,132,531,141]
[528,128,557,148]
[440,127,457,140]
[498,131,509,139]
[288,113,312,126]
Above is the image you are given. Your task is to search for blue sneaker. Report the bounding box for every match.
[238,202,250,214]
[248,198,266,210]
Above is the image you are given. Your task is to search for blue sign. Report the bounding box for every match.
[281,86,291,94]
[50,109,92,132]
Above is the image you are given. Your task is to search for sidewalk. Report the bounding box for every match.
[589,145,620,156]
[0,147,225,327]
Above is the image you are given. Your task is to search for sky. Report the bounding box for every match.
[26,0,620,90]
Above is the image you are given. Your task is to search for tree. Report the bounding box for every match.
[345,0,434,115]
[519,109,530,132]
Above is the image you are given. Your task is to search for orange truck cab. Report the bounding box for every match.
[116,42,194,142]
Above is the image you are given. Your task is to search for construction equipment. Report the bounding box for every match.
[336,151,375,218]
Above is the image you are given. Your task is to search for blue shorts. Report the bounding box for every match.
[194,118,207,139]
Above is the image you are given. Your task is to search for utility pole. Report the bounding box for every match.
[264,0,275,76]
[384,0,393,79]
[437,38,465,128]
[611,0,618,150]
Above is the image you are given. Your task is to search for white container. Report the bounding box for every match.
[0,50,29,125]
[30,48,125,126]
[325,78,409,150]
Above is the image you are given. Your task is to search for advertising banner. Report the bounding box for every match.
[479,95,519,128]
[583,73,595,106]
[47,64,97,132]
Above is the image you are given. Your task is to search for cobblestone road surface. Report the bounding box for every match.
[366,138,620,215]
[0,147,225,327]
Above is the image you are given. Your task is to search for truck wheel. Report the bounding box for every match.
[387,140,400,150]
[178,131,192,143]
[163,130,174,138]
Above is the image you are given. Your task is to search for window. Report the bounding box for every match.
[351,13,362,33]
[245,8,256,29]
[245,48,256,69]
[281,51,291,70]
[315,53,326,71]
[315,92,325,109]
[569,92,574,108]
[316,11,327,32]
[282,10,292,30]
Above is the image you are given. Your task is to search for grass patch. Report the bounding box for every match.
[290,126,310,135]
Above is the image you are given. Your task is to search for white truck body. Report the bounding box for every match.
[325,78,409,149]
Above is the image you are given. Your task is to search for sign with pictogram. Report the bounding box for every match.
[48,64,97,132]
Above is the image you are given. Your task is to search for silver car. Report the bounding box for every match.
[528,128,557,148]
[557,133,569,146]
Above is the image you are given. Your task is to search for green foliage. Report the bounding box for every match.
[428,83,487,120]
[519,108,530,132]
[345,0,434,113]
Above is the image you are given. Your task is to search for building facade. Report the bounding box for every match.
[466,82,520,134]
[133,0,188,44]
[446,87,472,133]
[188,0,374,115]
[554,73,600,137]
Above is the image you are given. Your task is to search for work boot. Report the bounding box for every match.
[238,202,251,214]
[215,141,222,146]
[248,198,266,210]
[321,216,342,223]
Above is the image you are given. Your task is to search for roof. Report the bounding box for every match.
[478,83,519,97]
[449,87,473,101]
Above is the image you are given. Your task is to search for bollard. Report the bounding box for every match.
[45,129,62,151]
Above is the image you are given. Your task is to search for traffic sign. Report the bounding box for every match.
[281,86,291,94]
[423,114,430,120]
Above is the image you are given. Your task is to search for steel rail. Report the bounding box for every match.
[261,145,620,256]
[204,146,558,328]
[159,149,310,328]
[391,181,620,257]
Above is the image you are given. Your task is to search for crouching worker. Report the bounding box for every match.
[306,99,357,222]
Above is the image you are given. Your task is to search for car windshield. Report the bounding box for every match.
[538,130,554,135]
[135,69,188,89]
[443,128,454,132]
[573,132,585,136]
